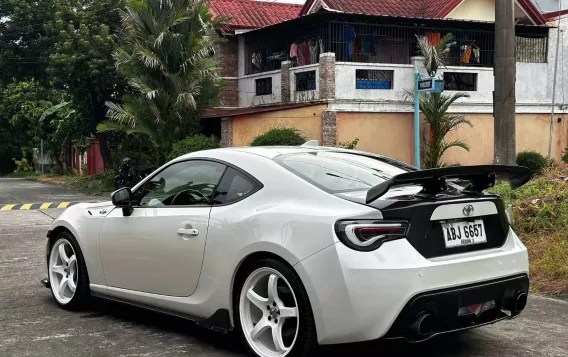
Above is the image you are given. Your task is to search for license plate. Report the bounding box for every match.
[442,219,486,248]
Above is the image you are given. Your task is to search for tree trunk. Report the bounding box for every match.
[90,89,114,170]
[97,133,113,170]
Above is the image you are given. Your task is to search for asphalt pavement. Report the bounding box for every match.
[1,178,567,357]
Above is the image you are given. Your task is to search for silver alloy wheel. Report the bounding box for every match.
[239,267,300,357]
[48,239,78,304]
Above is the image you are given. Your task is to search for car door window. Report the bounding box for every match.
[134,160,226,207]
[213,167,260,205]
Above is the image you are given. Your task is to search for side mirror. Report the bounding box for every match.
[111,188,134,216]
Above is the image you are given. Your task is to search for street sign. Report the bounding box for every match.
[418,78,444,93]
[418,79,434,92]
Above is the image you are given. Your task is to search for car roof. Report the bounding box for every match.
[176,145,416,171]
[176,146,317,161]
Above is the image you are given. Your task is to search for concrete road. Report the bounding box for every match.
[0,178,107,206]
[1,178,567,357]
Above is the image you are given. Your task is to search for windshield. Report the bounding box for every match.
[275,151,409,193]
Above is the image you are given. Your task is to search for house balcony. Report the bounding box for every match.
[236,12,551,111]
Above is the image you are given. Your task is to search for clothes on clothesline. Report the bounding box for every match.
[460,43,480,64]
[341,26,357,58]
[289,38,324,66]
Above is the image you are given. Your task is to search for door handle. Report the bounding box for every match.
[177,228,199,236]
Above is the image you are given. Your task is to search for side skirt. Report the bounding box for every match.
[90,291,232,334]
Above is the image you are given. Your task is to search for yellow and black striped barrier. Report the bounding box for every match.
[0,202,81,211]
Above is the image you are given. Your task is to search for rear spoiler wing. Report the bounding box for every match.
[366,165,531,204]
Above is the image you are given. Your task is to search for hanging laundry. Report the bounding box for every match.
[309,40,318,65]
[296,41,306,66]
[460,45,472,64]
[355,33,363,54]
[290,43,297,58]
[472,47,480,64]
[303,42,310,65]
[340,26,356,59]
[426,32,441,46]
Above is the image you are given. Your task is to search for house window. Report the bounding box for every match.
[516,35,547,63]
[443,72,477,91]
[355,70,394,89]
[295,71,316,91]
[255,78,272,96]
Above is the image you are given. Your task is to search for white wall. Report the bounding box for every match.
[446,0,496,22]
[335,62,413,102]
[289,64,320,103]
[238,70,282,107]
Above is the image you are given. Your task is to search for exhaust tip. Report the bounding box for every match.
[513,292,528,313]
[410,313,434,337]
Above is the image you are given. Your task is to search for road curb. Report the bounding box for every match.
[0,202,83,211]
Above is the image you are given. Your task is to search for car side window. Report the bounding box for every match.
[213,167,260,205]
[133,160,226,207]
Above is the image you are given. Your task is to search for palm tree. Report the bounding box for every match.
[412,33,472,168]
[98,0,226,163]
[419,92,472,168]
[416,33,455,75]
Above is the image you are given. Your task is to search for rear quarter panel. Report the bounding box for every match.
[191,150,380,322]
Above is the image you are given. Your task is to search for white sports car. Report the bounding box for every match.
[42,144,531,357]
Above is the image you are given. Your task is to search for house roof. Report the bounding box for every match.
[203,103,320,118]
[299,0,547,25]
[209,0,302,30]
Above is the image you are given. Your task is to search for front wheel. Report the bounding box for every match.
[235,259,317,357]
[48,232,90,309]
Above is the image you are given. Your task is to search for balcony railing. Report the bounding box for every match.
[243,15,548,75]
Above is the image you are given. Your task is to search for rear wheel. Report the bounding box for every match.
[48,232,90,309]
[235,258,317,357]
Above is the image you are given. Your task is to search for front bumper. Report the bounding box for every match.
[294,228,529,345]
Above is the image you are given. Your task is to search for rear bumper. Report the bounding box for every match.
[294,227,529,345]
[384,273,529,342]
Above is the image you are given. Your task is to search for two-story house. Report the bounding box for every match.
[207,0,568,166]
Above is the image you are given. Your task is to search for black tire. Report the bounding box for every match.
[234,258,318,357]
[48,231,91,310]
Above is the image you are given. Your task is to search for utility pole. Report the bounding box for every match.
[548,0,562,160]
[494,0,517,165]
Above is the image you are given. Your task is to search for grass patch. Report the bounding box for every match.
[491,165,568,295]
[31,172,115,194]
[3,171,40,178]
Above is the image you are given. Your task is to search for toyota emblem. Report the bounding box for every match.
[463,205,474,217]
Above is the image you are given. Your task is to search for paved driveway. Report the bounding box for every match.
[1,178,567,357]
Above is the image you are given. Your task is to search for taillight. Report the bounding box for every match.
[335,220,408,251]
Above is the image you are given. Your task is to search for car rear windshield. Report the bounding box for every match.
[274,151,409,193]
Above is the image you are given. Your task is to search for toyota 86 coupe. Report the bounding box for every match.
[41,143,531,357]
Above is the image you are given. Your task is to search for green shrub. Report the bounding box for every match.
[443,162,462,167]
[562,148,568,164]
[168,135,219,160]
[337,138,359,150]
[250,127,306,146]
[516,150,548,177]
[13,158,32,173]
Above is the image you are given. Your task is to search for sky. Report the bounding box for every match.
[533,0,568,12]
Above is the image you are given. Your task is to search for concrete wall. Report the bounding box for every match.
[231,104,327,146]
[238,70,282,107]
[289,64,320,103]
[442,113,568,165]
[336,112,415,164]
[335,63,413,102]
